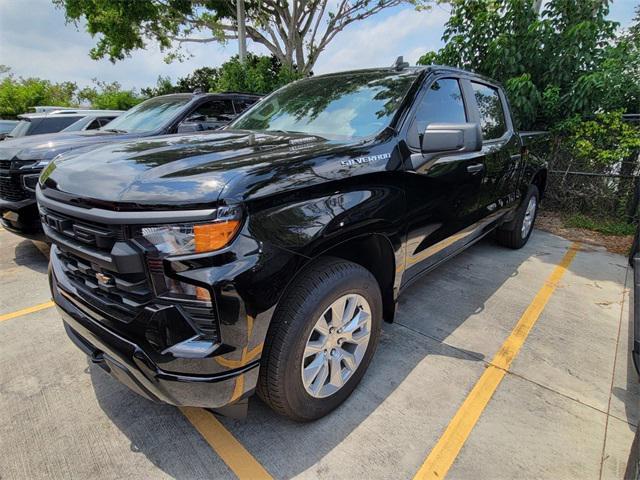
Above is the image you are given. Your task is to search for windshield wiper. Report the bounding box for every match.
[102,128,128,134]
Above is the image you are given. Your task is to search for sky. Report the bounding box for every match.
[0,0,637,92]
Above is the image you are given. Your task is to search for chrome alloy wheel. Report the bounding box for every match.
[521,195,537,238]
[301,294,372,398]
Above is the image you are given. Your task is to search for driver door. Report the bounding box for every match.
[402,77,487,282]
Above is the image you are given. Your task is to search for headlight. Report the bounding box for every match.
[139,206,242,256]
[140,205,243,304]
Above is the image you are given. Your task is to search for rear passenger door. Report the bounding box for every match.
[467,81,522,216]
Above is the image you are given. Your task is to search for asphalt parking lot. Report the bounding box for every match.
[1,226,638,480]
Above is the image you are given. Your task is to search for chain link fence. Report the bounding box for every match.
[543,135,640,225]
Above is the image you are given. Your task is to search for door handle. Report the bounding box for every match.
[467,163,484,174]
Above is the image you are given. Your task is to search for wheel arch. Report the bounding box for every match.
[277,233,398,324]
[315,234,397,323]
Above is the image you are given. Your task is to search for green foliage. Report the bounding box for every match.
[418,0,638,129]
[77,80,144,110]
[141,75,179,97]
[564,213,636,236]
[557,111,640,170]
[54,0,186,62]
[504,73,540,129]
[178,67,220,93]
[214,54,301,95]
[142,55,300,98]
[0,66,77,118]
[142,67,221,97]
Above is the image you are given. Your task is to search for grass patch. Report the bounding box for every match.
[564,213,636,236]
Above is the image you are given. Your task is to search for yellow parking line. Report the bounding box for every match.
[0,301,55,322]
[413,242,580,480]
[180,407,273,479]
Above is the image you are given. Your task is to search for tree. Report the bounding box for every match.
[77,80,144,110]
[215,54,300,94]
[0,66,77,118]
[141,75,180,97]
[54,0,431,75]
[141,67,221,97]
[141,55,299,97]
[417,0,628,129]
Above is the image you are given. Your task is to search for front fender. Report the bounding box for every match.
[245,183,405,259]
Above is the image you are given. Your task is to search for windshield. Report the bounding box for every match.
[8,119,31,138]
[101,96,191,134]
[230,70,419,139]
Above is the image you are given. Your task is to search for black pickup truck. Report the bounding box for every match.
[0,92,260,239]
[39,65,548,421]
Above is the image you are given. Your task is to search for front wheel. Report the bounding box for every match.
[496,185,539,249]
[257,257,382,421]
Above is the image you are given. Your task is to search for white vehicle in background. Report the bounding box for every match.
[6,109,123,139]
[30,106,78,113]
[61,113,123,132]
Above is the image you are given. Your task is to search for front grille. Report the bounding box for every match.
[57,249,153,320]
[0,160,12,169]
[40,207,126,253]
[0,173,28,201]
[46,203,221,342]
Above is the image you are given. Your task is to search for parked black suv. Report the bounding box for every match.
[41,65,548,421]
[0,92,260,238]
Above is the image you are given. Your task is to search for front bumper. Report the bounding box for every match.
[50,260,259,409]
[0,197,44,239]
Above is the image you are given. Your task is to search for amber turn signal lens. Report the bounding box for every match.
[194,220,240,252]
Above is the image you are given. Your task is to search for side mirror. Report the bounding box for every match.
[421,122,482,154]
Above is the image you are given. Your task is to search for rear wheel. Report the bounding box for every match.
[257,257,382,421]
[496,185,539,249]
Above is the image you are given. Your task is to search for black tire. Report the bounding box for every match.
[496,185,539,249]
[257,256,382,421]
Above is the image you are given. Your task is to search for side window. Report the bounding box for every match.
[86,119,102,130]
[180,100,236,131]
[97,117,115,127]
[409,78,466,149]
[193,100,235,120]
[471,82,506,140]
[234,99,257,114]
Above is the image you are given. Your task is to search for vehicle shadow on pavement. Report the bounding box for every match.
[612,287,640,429]
[85,235,547,479]
[12,240,48,274]
[88,362,238,478]
[86,231,632,479]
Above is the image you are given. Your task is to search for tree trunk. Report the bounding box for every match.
[236,0,247,63]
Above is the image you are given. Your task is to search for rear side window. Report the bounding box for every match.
[408,78,466,149]
[471,83,506,140]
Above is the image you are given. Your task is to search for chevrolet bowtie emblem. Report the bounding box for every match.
[95,272,114,286]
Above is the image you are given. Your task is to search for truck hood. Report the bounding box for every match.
[40,130,355,209]
[0,130,135,163]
